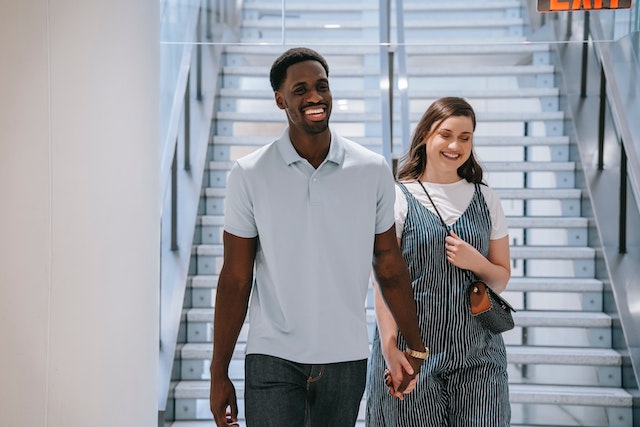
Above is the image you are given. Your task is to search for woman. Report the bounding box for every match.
[366,97,512,426]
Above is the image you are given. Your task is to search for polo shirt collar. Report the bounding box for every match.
[277,128,345,167]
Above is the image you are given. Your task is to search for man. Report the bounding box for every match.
[209,47,427,427]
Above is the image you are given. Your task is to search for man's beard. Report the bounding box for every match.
[302,120,329,135]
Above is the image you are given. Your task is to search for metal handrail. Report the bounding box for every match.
[395,1,410,156]
[158,1,204,419]
[157,1,243,421]
[379,0,411,168]
[583,14,640,254]
[531,0,640,403]
[379,0,393,165]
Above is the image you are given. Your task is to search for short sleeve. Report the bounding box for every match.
[223,162,258,238]
[480,185,509,240]
[394,185,409,238]
[375,158,397,234]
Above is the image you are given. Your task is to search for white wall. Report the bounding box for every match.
[0,1,160,426]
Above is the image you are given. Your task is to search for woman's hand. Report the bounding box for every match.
[445,231,512,293]
[444,230,482,270]
[382,346,418,399]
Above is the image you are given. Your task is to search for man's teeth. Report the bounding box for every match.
[306,108,323,115]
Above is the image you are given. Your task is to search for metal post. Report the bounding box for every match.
[171,145,178,251]
[184,74,191,172]
[206,0,213,40]
[580,11,590,98]
[597,66,606,170]
[197,6,203,101]
[619,143,627,254]
[379,0,392,165]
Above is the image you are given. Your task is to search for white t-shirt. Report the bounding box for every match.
[394,179,508,240]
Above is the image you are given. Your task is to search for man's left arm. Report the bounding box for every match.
[372,226,427,391]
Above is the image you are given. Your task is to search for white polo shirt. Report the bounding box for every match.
[224,129,396,364]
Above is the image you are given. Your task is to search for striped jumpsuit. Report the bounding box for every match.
[366,183,510,427]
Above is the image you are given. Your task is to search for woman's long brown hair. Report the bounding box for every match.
[396,97,484,184]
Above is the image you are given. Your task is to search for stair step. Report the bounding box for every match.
[484,161,574,172]
[185,307,610,329]
[189,275,219,288]
[494,187,582,199]
[508,384,632,407]
[180,342,620,366]
[193,244,593,260]
[215,110,565,123]
[187,275,601,293]
[243,1,522,14]
[199,214,588,227]
[222,64,553,79]
[505,277,601,292]
[220,87,558,100]
[506,346,620,366]
[210,135,569,148]
[512,310,610,328]
[203,186,582,201]
[506,216,588,228]
[223,43,551,58]
[197,215,224,227]
[207,160,574,173]
[510,246,593,259]
[242,18,525,30]
[172,380,632,408]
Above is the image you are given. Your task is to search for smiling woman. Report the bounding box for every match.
[366,97,513,427]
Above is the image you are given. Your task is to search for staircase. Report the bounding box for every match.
[166,1,634,426]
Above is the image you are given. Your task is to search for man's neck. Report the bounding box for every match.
[289,129,331,169]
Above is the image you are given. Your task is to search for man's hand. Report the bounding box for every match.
[210,375,240,426]
[404,349,425,379]
[382,347,420,399]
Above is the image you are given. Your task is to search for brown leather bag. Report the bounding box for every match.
[469,281,516,333]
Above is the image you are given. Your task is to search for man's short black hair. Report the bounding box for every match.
[269,47,330,92]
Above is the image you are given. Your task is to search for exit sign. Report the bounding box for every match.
[538,0,632,11]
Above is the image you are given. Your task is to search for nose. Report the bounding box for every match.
[306,89,323,103]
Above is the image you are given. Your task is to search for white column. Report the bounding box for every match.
[0,1,160,426]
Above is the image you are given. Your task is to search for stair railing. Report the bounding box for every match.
[527,0,640,404]
[158,0,242,422]
[379,0,410,170]
[585,10,640,400]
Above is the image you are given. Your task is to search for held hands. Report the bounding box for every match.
[382,347,420,399]
[444,230,482,270]
[210,374,240,426]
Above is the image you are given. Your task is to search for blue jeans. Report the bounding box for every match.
[244,354,367,427]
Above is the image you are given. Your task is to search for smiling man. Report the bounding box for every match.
[208,47,428,427]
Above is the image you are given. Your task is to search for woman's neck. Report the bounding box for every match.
[421,170,460,184]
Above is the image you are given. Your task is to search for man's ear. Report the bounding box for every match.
[274,91,285,110]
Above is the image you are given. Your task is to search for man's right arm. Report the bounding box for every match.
[209,231,256,426]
